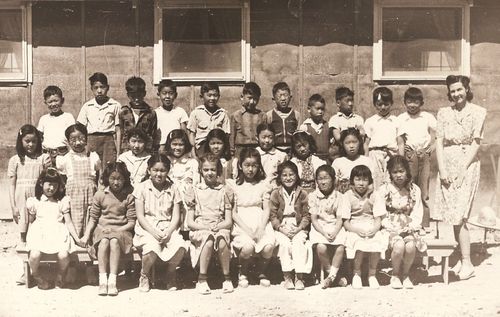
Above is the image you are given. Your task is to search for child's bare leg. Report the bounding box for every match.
[239,244,254,277]
[28,250,42,276]
[402,241,416,277]
[353,251,364,276]
[217,238,231,276]
[141,252,157,278]
[330,245,344,276]
[316,243,332,274]
[97,239,110,274]
[57,251,70,274]
[391,240,405,276]
[109,239,121,275]
[199,238,215,276]
[368,252,380,276]
[166,248,185,289]
[257,244,274,276]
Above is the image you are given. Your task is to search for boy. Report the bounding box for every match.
[77,72,121,166]
[364,87,404,188]
[187,81,230,156]
[119,76,159,154]
[398,87,436,229]
[230,82,266,158]
[37,85,75,165]
[329,87,365,143]
[155,79,189,154]
[266,82,301,152]
[299,94,330,161]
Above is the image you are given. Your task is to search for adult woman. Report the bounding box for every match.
[435,75,486,280]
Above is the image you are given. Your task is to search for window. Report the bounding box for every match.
[0,3,31,83]
[154,0,250,83]
[373,0,470,81]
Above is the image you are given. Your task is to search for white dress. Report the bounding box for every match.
[308,189,348,246]
[229,179,276,253]
[26,195,72,254]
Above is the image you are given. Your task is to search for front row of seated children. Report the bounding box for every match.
[25,133,425,294]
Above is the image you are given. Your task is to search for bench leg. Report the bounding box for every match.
[24,261,30,288]
[441,256,449,285]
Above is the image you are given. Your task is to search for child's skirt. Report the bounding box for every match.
[309,218,346,246]
[27,220,71,254]
[133,219,187,261]
[231,205,276,253]
[344,217,388,259]
[93,225,133,255]
[383,213,427,252]
[189,218,230,268]
[275,218,313,274]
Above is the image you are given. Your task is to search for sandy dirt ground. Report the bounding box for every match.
[1,221,500,317]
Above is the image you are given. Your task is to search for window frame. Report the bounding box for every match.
[373,0,470,81]
[153,0,250,84]
[0,2,32,83]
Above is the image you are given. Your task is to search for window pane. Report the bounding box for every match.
[162,8,242,77]
[382,8,461,74]
[0,9,23,76]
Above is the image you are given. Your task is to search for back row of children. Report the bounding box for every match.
[9,73,435,295]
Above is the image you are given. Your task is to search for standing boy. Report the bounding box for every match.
[299,94,330,161]
[230,82,266,158]
[77,72,121,166]
[119,76,159,154]
[329,87,365,143]
[398,87,436,229]
[37,85,75,165]
[364,87,404,188]
[155,79,189,154]
[266,82,301,153]
[187,82,230,156]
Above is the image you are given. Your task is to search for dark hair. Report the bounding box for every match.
[236,147,266,185]
[349,165,373,185]
[157,79,177,94]
[272,82,291,96]
[339,127,364,156]
[315,164,336,182]
[308,94,325,108]
[147,153,171,171]
[335,87,354,101]
[404,87,424,104]
[291,131,317,157]
[242,82,261,98]
[89,72,108,86]
[126,127,149,143]
[200,81,220,95]
[256,123,276,136]
[372,87,393,105]
[102,161,132,190]
[65,123,88,140]
[276,160,301,188]
[35,168,65,200]
[387,155,412,186]
[165,129,192,156]
[198,153,223,177]
[16,124,43,164]
[202,128,231,161]
[43,85,63,100]
[126,76,146,93]
[446,75,473,102]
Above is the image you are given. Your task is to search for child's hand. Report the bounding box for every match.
[75,238,86,248]
[11,207,20,224]
[152,229,164,242]
[42,155,52,168]
[254,227,265,242]
[210,224,219,232]
[160,231,172,245]
[102,228,114,234]
[80,234,90,246]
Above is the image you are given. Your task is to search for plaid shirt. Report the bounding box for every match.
[119,102,159,153]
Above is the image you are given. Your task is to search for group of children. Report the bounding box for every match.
[9,73,438,296]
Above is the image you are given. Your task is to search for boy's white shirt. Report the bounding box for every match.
[37,112,75,148]
[397,111,436,151]
[77,97,121,134]
[299,118,325,134]
[364,114,399,150]
[155,105,189,144]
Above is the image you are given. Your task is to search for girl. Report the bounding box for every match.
[81,162,136,296]
[117,127,151,186]
[56,123,101,239]
[8,125,50,284]
[229,147,276,288]
[202,128,236,181]
[255,123,287,186]
[374,155,424,289]
[343,165,387,289]
[332,128,374,193]
[309,165,348,289]
[133,154,187,292]
[290,131,326,192]
[186,154,234,295]
[165,129,199,234]
[269,161,312,290]
[26,168,81,289]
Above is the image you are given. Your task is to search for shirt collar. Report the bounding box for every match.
[350,187,373,200]
[144,179,173,194]
[240,106,261,115]
[375,113,395,121]
[196,182,224,190]
[40,194,49,201]
[258,147,278,156]
[338,112,354,119]
[88,98,116,107]
[169,155,190,164]
[303,118,325,128]
[197,104,223,116]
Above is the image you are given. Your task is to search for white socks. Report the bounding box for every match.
[99,273,108,285]
[108,273,117,285]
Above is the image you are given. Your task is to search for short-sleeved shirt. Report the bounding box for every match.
[398,111,436,150]
[155,106,189,145]
[308,189,350,221]
[328,112,364,132]
[117,151,151,185]
[230,107,266,150]
[365,114,399,150]
[187,105,230,148]
[37,112,75,149]
[436,103,487,144]
[257,147,288,185]
[185,182,234,222]
[344,189,384,220]
[332,155,375,181]
[133,179,181,223]
[56,150,101,179]
[77,97,121,134]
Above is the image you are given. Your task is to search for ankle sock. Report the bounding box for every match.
[198,273,208,283]
[99,273,108,285]
[108,273,117,285]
